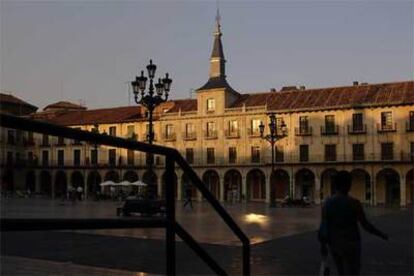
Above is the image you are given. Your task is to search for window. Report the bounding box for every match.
[28,151,33,161]
[251,146,260,163]
[7,130,15,145]
[325,115,336,133]
[127,125,135,139]
[15,152,20,163]
[91,149,98,165]
[57,150,64,166]
[276,117,285,134]
[109,126,117,136]
[42,150,49,166]
[325,144,336,161]
[299,145,309,162]
[207,98,215,112]
[229,147,237,164]
[73,128,81,144]
[127,149,134,165]
[186,148,194,164]
[380,112,393,130]
[27,132,34,145]
[146,153,154,166]
[207,148,215,164]
[74,149,81,166]
[165,124,175,139]
[409,111,414,131]
[381,143,394,160]
[251,119,262,135]
[57,136,65,145]
[299,116,309,134]
[352,144,364,161]
[275,146,284,162]
[352,113,364,132]
[108,149,116,165]
[206,122,216,137]
[42,134,49,146]
[185,123,195,139]
[411,142,414,162]
[229,120,238,132]
[7,151,13,164]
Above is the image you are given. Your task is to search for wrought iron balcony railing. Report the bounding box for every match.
[377,123,397,133]
[294,126,312,136]
[321,125,339,135]
[347,124,367,134]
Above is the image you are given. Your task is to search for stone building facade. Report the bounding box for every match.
[1,17,413,206]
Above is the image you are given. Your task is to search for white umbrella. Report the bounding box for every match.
[131,180,148,187]
[100,180,115,187]
[117,181,131,186]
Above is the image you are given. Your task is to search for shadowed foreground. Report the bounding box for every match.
[1,208,412,275]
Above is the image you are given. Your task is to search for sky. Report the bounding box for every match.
[1,0,413,110]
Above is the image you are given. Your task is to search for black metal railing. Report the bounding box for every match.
[294,126,312,136]
[0,113,250,276]
[321,125,339,135]
[347,124,367,134]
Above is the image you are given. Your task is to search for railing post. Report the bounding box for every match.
[165,155,176,275]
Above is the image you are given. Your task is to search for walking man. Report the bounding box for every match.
[183,185,193,210]
[318,170,388,275]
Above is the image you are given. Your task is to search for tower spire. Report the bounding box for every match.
[209,5,225,78]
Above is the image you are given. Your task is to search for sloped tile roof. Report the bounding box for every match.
[37,106,144,126]
[0,93,38,110]
[166,99,197,113]
[231,81,414,111]
[44,101,86,111]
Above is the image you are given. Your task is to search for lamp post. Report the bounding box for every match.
[131,60,172,189]
[92,124,99,198]
[259,113,287,208]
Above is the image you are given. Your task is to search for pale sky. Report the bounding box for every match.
[1,0,413,110]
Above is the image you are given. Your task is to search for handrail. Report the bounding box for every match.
[0,113,250,275]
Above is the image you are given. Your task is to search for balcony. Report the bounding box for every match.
[225,129,240,139]
[406,121,414,132]
[72,140,83,146]
[183,132,197,141]
[294,127,312,136]
[321,125,339,135]
[247,128,261,137]
[40,142,50,147]
[162,132,176,142]
[377,123,397,133]
[347,124,367,135]
[23,138,35,146]
[204,130,218,140]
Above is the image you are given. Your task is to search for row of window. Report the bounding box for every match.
[6,111,414,146]
[7,141,413,166]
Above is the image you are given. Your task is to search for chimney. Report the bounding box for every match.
[299,86,306,91]
[270,88,277,92]
[353,81,359,86]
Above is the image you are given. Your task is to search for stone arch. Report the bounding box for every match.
[181,172,197,199]
[54,170,67,197]
[224,169,242,202]
[271,169,290,199]
[320,168,338,200]
[142,170,158,197]
[1,169,14,192]
[25,171,36,193]
[104,170,120,182]
[71,171,84,189]
[406,169,414,205]
[123,170,139,182]
[40,170,52,196]
[202,170,220,200]
[246,169,266,201]
[295,168,315,201]
[376,168,400,205]
[161,171,178,198]
[87,171,102,195]
[350,169,371,203]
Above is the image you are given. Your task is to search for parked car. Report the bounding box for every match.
[117,197,166,217]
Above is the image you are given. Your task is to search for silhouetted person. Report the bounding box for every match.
[183,186,193,210]
[319,171,388,275]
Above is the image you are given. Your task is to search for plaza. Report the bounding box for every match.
[1,198,413,275]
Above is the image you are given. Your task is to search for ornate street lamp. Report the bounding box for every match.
[131,60,172,190]
[259,113,287,208]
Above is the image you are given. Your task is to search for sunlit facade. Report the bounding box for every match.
[1,17,413,206]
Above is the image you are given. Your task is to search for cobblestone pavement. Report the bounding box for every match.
[1,198,412,275]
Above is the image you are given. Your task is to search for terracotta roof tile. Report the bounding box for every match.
[44,101,86,111]
[0,93,38,110]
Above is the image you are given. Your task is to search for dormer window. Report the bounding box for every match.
[207,98,215,112]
